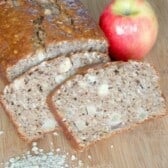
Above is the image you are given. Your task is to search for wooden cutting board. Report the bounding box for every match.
[0,0,168,167]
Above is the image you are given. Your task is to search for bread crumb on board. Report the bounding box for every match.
[71,155,77,161]
[53,132,59,136]
[110,145,114,149]
[0,131,4,136]
[88,155,92,160]
[56,148,61,152]
[3,142,84,168]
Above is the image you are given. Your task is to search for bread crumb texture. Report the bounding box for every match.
[52,61,166,148]
[1,52,108,141]
[3,142,84,168]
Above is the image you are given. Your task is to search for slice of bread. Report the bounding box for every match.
[49,61,167,150]
[0,52,109,142]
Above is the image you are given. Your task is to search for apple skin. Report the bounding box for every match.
[99,0,158,61]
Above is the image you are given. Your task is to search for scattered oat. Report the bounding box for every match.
[110,145,114,149]
[0,131,4,136]
[39,149,44,153]
[4,143,84,168]
[9,158,15,163]
[78,160,84,167]
[5,153,67,168]
[65,164,69,168]
[4,143,67,168]
[53,132,58,136]
[71,155,76,161]
[32,142,37,147]
[56,148,61,152]
[88,155,92,160]
[31,146,39,155]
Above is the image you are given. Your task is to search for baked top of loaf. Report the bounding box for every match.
[49,61,167,150]
[0,0,107,82]
[0,52,109,142]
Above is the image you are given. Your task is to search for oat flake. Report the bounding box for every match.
[4,153,66,168]
[3,143,83,168]
[0,131,4,136]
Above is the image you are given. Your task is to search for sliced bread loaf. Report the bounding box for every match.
[0,52,110,142]
[0,0,107,83]
[49,61,166,150]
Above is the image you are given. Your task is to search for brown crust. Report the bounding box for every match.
[0,0,107,82]
[0,67,10,85]
[47,61,167,151]
[0,1,39,80]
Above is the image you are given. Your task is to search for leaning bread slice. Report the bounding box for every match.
[49,61,166,150]
[0,52,109,142]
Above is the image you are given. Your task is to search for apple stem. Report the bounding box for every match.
[124,9,131,16]
[112,0,139,16]
[123,10,138,16]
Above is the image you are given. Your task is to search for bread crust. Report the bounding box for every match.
[0,0,107,82]
[48,61,167,151]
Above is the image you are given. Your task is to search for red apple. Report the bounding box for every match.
[99,0,158,61]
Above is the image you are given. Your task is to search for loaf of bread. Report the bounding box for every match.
[0,52,109,142]
[0,0,107,83]
[49,61,166,150]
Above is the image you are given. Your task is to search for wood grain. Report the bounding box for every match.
[0,0,168,167]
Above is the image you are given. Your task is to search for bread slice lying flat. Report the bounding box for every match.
[0,52,109,142]
[49,61,166,150]
[0,0,107,83]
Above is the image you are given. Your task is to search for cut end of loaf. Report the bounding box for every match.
[7,40,108,82]
[50,61,167,150]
